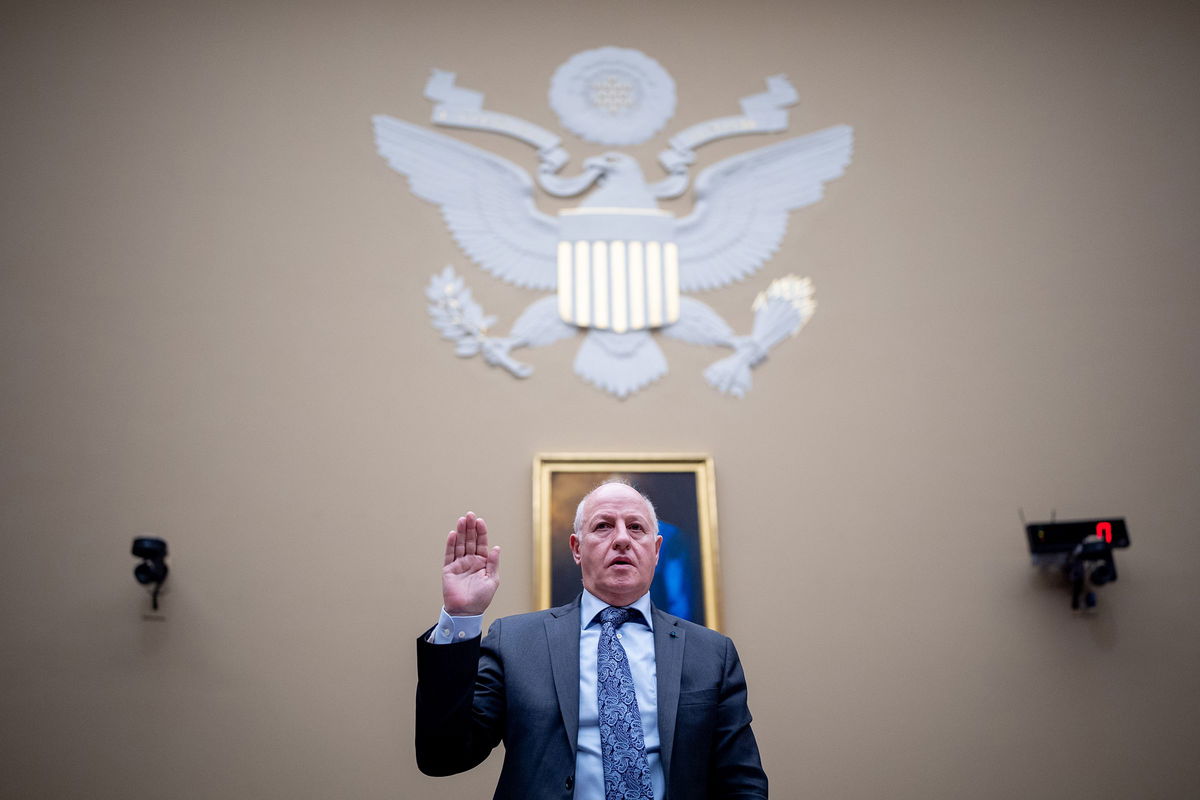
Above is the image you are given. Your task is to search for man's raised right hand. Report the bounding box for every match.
[441,512,501,616]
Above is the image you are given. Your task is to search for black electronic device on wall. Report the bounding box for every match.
[1025,518,1130,612]
[132,537,169,611]
[1026,518,1129,562]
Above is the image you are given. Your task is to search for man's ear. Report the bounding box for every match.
[569,533,582,565]
[654,534,663,561]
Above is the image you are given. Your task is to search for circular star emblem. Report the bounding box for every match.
[548,47,676,146]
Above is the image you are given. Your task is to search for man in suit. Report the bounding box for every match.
[416,481,768,799]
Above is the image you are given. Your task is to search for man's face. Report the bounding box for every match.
[570,483,662,607]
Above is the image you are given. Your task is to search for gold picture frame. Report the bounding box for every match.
[533,453,721,630]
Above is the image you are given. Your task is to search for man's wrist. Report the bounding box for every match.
[428,606,484,644]
[444,605,484,616]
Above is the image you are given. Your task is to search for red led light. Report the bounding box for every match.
[1096,521,1112,544]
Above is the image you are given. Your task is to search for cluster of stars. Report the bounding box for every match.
[590,75,637,114]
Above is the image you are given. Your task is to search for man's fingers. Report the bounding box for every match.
[446,512,490,569]
[462,512,478,556]
[486,545,501,581]
[454,517,467,560]
[474,516,489,556]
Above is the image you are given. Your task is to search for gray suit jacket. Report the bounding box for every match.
[416,596,768,799]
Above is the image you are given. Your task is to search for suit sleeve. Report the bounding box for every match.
[709,636,769,798]
[414,617,506,776]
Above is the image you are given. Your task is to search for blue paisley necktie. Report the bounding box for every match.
[597,606,654,800]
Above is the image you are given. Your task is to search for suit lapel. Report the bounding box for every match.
[545,597,582,755]
[652,606,684,780]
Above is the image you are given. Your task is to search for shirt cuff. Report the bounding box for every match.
[428,607,484,644]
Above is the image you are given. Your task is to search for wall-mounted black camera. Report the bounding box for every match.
[1025,518,1130,611]
[132,537,169,611]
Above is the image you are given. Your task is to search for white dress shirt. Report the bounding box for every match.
[576,588,663,800]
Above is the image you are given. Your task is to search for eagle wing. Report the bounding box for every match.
[673,124,853,292]
[372,115,559,290]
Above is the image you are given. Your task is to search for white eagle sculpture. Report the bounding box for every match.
[373,54,852,398]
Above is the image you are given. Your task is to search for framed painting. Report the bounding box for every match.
[533,453,721,630]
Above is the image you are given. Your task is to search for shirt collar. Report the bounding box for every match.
[581,588,654,632]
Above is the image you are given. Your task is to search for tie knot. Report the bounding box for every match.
[599,605,636,629]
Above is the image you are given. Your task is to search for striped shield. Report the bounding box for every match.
[556,207,680,333]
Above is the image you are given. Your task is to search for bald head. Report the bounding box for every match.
[573,481,658,536]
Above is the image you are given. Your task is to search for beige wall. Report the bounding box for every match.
[3,0,1199,797]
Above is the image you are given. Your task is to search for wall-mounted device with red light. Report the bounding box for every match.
[1025,518,1130,611]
